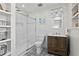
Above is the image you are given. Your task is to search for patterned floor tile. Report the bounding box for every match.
[24,46,55,56]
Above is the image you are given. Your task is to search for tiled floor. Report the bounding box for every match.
[24,46,55,56]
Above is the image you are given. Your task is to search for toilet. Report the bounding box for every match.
[35,42,42,55]
[35,35,44,55]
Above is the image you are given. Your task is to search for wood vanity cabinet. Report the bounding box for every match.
[48,36,70,56]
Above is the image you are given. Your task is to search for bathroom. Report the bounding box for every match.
[0,3,79,56]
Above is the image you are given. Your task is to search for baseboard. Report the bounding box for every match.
[19,44,35,56]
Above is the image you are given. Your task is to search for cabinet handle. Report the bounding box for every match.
[55,50,58,52]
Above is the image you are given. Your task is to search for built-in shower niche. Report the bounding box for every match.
[6,28,11,39]
[0,3,11,56]
[6,41,11,56]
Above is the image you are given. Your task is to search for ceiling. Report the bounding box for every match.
[16,3,61,14]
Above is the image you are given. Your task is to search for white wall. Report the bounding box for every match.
[68,4,79,56]
[27,16,36,48]
[16,12,27,55]
[16,12,36,55]
[16,4,36,55]
[69,28,79,56]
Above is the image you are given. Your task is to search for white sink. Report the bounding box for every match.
[48,34,67,37]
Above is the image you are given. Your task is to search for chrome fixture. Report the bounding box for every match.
[37,3,43,7]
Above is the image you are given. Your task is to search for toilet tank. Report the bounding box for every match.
[36,34,44,42]
[36,34,47,49]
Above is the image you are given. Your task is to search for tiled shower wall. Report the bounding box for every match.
[16,12,36,55]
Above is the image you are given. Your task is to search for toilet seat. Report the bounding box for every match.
[35,41,43,54]
[35,42,42,47]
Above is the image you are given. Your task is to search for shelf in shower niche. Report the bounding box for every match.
[0,19,8,21]
[3,51,11,56]
[0,39,11,43]
[72,12,79,19]
[0,25,12,28]
[0,10,11,15]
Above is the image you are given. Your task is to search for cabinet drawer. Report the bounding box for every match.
[48,36,57,48]
[48,48,67,56]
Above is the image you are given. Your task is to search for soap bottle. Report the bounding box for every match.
[65,29,69,36]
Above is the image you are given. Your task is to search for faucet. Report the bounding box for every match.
[55,32,60,35]
[56,32,58,35]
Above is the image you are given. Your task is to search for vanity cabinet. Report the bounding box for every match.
[48,36,70,56]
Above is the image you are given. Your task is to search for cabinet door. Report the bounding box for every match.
[48,36,52,48]
[51,37,57,48]
[48,36,68,55]
[48,36,57,48]
[57,37,67,49]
